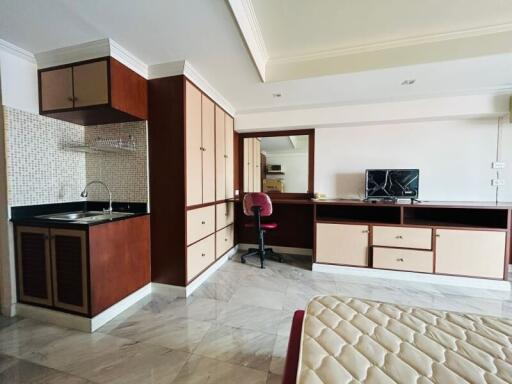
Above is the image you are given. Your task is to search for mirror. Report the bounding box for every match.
[243,135,310,194]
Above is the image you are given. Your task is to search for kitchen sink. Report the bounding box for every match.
[37,211,134,223]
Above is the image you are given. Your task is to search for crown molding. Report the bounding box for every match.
[34,38,147,77]
[227,0,268,81]
[271,22,512,65]
[0,39,35,63]
[148,60,236,116]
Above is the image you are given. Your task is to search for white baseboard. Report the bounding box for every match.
[152,245,238,298]
[15,283,152,333]
[238,243,312,256]
[313,263,511,291]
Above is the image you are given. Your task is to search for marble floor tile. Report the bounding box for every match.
[101,310,212,352]
[0,315,20,331]
[269,335,289,376]
[23,331,190,384]
[172,354,268,384]
[217,302,284,334]
[191,280,237,302]
[0,352,18,373]
[0,357,93,383]
[266,373,283,384]
[229,286,286,310]
[194,324,276,370]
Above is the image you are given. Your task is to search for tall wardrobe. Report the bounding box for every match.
[148,75,235,287]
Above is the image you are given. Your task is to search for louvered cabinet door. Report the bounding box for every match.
[202,95,216,204]
[185,80,203,206]
[16,227,52,306]
[253,139,261,192]
[50,229,89,314]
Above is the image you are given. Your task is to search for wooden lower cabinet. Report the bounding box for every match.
[315,223,369,266]
[435,229,506,279]
[15,216,150,317]
[16,227,52,306]
[51,229,88,314]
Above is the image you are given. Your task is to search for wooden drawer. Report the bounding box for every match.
[187,205,215,245]
[315,223,369,266]
[435,229,506,279]
[216,202,234,230]
[187,234,215,282]
[216,225,234,259]
[373,247,433,273]
[373,226,432,249]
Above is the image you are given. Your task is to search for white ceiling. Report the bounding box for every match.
[260,135,308,153]
[0,0,511,113]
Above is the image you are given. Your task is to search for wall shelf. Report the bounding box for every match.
[64,135,136,154]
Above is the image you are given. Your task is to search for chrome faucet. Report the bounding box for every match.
[80,181,113,214]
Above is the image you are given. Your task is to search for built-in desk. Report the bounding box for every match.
[236,197,512,286]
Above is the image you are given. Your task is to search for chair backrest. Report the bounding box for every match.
[243,193,273,217]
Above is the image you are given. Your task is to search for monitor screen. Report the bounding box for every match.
[365,169,419,199]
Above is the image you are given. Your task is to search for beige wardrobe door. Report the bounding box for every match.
[185,81,203,206]
[215,106,226,201]
[435,229,506,279]
[73,60,109,107]
[253,139,261,192]
[225,115,234,199]
[243,138,253,192]
[202,95,215,204]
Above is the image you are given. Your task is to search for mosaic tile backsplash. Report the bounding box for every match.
[85,121,148,203]
[4,107,148,207]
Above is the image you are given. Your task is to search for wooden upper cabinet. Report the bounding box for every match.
[72,61,109,107]
[202,95,215,204]
[225,114,234,199]
[38,57,147,125]
[40,67,74,111]
[186,81,203,207]
[215,106,226,201]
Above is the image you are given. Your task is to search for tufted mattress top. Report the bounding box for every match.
[297,296,512,384]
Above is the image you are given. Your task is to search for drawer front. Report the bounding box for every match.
[216,202,234,230]
[216,224,234,259]
[373,247,434,273]
[187,206,215,245]
[315,223,369,266]
[187,234,215,282]
[373,226,432,249]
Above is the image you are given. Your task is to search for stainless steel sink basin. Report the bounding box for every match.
[37,211,134,223]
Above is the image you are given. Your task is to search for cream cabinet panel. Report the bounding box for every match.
[73,61,108,107]
[243,139,251,192]
[316,223,369,266]
[373,226,432,250]
[201,95,215,204]
[216,225,234,259]
[40,68,74,111]
[253,139,261,192]
[216,202,235,230]
[187,234,215,281]
[373,247,433,273]
[215,106,226,201]
[225,115,234,199]
[185,81,203,206]
[435,229,506,279]
[187,206,215,245]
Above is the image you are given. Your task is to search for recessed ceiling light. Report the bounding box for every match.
[272,93,282,98]
[401,79,416,86]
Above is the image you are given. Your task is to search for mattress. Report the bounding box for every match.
[297,296,512,384]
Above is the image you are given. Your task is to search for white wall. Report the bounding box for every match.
[265,152,308,193]
[315,118,512,201]
[0,42,38,113]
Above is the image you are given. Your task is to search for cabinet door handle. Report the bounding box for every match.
[395,235,403,239]
[201,221,206,225]
[396,258,404,262]
[224,238,228,241]
[435,234,440,238]
[67,97,74,101]
[201,253,206,257]
[224,155,228,158]
[362,230,369,233]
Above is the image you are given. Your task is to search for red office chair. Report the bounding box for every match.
[241,192,282,268]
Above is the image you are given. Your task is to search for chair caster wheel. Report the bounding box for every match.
[241,258,246,264]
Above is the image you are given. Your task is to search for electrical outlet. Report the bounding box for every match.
[492,179,506,186]
[492,161,506,169]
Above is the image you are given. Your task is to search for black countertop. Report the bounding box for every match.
[11,201,149,228]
